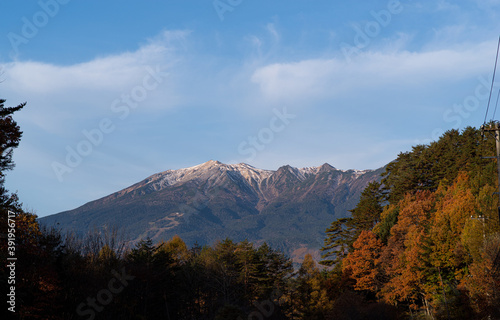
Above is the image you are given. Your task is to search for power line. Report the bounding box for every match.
[484,36,500,124]
[493,88,500,120]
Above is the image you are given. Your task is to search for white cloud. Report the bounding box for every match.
[251,40,497,103]
[3,30,188,94]
[0,30,189,133]
[266,23,280,44]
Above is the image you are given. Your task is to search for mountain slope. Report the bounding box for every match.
[41,160,384,258]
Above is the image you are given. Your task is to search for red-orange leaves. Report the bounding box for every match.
[343,230,383,292]
[378,191,435,307]
[430,172,475,269]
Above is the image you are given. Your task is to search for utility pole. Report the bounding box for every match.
[481,122,500,274]
[481,121,500,224]
[480,37,500,274]
[469,214,486,242]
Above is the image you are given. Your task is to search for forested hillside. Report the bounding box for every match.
[321,126,500,319]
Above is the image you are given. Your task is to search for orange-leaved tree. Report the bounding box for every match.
[343,230,383,293]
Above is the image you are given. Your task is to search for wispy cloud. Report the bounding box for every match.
[1,30,189,134]
[251,40,496,104]
[5,31,188,93]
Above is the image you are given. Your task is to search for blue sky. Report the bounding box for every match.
[1,0,500,217]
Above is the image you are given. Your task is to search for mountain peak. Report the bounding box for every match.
[318,163,336,172]
[199,159,222,167]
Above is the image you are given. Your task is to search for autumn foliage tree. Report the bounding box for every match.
[343,230,383,293]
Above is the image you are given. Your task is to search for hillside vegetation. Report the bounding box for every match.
[321,126,500,319]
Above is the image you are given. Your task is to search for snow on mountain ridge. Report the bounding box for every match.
[138,160,368,192]
[295,166,321,180]
[148,160,273,190]
[341,169,372,176]
[226,163,274,186]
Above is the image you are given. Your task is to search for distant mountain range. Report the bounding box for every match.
[40,160,384,262]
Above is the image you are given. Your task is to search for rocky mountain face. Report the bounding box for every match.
[41,160,384,262]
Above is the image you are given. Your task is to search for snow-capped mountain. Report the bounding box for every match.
[41,160,384,261]
[136,160,275,192]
